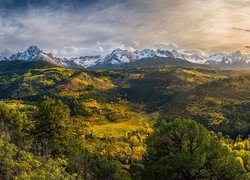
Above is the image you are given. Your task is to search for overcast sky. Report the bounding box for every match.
[0,0,250,57]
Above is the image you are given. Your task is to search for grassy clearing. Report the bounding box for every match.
[90,103,156,138]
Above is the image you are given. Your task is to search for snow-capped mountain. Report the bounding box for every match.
[171,50,207,64]
[205,51,250,67]
[2,46,103,68]
[135,49,156,59]
[102,49,177,65]
[102,48,212,66]
[1,46,250,69]
[4,46,62,65]
[103,48,250,68]
[103,49,135,65]
[60,56,103,68]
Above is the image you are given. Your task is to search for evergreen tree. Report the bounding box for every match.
[34,96,71,156]
[142,119,245,179]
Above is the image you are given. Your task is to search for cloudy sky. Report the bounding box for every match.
[0,0,250,57]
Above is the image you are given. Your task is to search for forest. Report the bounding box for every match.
[0,60,250,179]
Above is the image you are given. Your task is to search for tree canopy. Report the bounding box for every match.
[142,119,247,179]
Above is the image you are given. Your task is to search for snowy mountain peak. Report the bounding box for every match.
[229,51,244,61]
[5,46,62,66]
[205,50,250,66]
[7,45,42,61]
[231,50,242,56]
[103,48,176,65]
[26,45,42,55]
[111,48,128,54]
[103,49,133,65]
[155,49,174,58]
[61,55,103,68]
[2,46,250,69]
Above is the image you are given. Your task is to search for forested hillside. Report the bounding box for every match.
[0,61,250,179]
[112,67,250,138]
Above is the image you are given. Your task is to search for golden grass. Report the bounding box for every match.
[89,104,156,138]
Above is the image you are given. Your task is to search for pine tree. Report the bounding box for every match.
[34,96,71,156]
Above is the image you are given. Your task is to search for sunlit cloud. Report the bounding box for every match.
[0,0,250,57]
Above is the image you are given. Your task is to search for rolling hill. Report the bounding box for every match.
[0,60,249,138]
[101,66,250,137]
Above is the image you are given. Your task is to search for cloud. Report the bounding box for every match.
[50,43,135,57]
[1,0,250,56]
[232,27,250,33]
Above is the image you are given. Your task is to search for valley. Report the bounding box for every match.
[0,55,250,179]
[1,0,250,178]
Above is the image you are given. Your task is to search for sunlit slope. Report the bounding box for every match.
[171,71,250,137]
[106,67,250,137]
[0,61,152,138]
[0,61,249,138]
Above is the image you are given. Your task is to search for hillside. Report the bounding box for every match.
[101,67,250,137]
[0,60,250,178]
[0,60,152,134]
[1,61,249,137]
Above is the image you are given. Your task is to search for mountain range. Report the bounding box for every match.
[1,45,250,69]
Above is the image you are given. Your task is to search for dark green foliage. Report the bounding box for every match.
[130,163,144,180]
[142,119,245,179]
[123,69,190,112]
[65,97,91,116]
[0,60,56,73]
[92,156,131,180]
[33,96,72,155]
